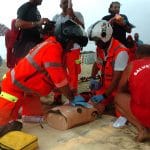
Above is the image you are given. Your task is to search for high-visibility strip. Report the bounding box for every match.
[28,41,49,57]
[26,57,67,89]
[0,91,18,102]
[2,74,6,79]
[75,59,81,64]
[55,78,68,88]
[27,55,46,74]
[44,62,62,68]
[27,57,66,89]
[11,69,39,95]
[26,55,52,87]
[27,40,54,58]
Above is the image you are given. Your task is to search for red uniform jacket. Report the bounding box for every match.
[7,36,68,96]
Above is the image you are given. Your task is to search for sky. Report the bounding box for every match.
[0,0,150,59]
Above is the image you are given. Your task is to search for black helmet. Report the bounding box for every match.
[41,20,56,35]
[54,20,88,48]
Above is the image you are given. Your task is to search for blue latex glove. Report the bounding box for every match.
[71,95,93,108]
[89,79,101,90]
[72,95,85,103]
[91,94,105,104]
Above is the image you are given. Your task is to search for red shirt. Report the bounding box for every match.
[129,58,150,127]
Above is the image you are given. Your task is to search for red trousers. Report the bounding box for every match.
[0,73,43,125]
[64,49,81,91]
[53,49,81,102]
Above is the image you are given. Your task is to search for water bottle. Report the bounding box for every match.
[113,116,127,128]
[22,115,44,123]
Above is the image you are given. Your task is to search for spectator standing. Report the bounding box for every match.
[52,0,85,103]
[134,33,144,47]
[115,44,150,142]
[13,0,50,117]
[14,0,49,61]
[102,1,133,46]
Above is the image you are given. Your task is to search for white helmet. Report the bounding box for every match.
[87,20,113,43]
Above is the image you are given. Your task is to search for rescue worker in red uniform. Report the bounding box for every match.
[21,21,56,119]
[87,20,129,114]
[0,19,88,137]
[5,20,56,120]
[115,44,150,142]
[52,0,85,104]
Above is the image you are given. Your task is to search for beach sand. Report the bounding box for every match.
[0,62,150,150]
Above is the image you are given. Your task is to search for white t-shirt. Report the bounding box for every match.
[53,12,84,25]
[114,51,129,71]
[52,12,84,50]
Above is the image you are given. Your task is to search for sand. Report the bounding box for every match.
[22,115,150,150]
[0,62,150,150]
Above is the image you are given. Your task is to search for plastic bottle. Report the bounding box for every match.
[22,115,44,123]
[113,116,127,128]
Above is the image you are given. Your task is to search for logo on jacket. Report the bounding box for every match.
[134,64,150,76]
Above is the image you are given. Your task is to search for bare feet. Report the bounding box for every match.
[136,127,150,142]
